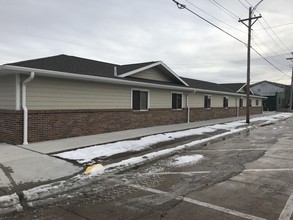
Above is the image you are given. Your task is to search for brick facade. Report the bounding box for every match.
[190,107,262,122]
[0,110,23,145]
[27,109,188,143]
[0,107,262,145]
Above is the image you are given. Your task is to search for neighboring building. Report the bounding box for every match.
[0,55,264,145]
[251,81,291,111]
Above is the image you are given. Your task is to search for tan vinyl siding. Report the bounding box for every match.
[26,77,131,110]
[187,93,203,108]
[189,93,240,108]
[131,67,173,83]
[0,75,16,110]
[150,89,171,108]
[139,89,187,109]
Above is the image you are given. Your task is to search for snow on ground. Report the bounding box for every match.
[171,155,203,166]
[54,113,293,165]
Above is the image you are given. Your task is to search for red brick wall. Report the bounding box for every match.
[0,106,263,145]
[27,109,188,143]
[190,107,262,122]
[0,110,23,145]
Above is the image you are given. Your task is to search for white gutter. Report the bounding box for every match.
[2,65,266,99]
[194,88,266,99]
[22,72,35,145]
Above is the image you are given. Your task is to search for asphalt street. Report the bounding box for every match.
[4,116,293,220]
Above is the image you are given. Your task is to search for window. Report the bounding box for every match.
[172,93,182,109]
[239,98,243,108]
[204,95,211,109]
[132,90,148,110]
[223,97,229,108]
[256,99,259,106]
[250,99,252,107]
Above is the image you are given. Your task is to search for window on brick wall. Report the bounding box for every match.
[223,97,229,108]
[172,93,182,109]
[132,90,149,111]
[204,95,211,109]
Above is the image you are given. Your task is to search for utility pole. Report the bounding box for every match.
[287,52,293,112]
[239,1,262,123]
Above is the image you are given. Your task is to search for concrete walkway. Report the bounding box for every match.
[0,143,81,196]
[21,112,274,154]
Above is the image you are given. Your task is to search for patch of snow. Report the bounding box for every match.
[98,127,247,175]
[54,126,219,164]
[172,155,203,166]
[54,113,293,165]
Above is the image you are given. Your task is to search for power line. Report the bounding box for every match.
[171,0,247,45]
[244,0,252,7]
[258,20,289,55]
[262,17,292,53]
[171,0,290,78]
[254,22,293,31]
[251,46,291,78]
[208,0,239,20]
[252,31,287,60]
[185,0,246,34]
[238,0,249,9]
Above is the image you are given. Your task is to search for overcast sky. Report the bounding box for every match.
[0,0,292,84]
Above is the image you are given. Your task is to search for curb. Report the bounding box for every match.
[0,193,23,215]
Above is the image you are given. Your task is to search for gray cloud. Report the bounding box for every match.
[0,0,292,84]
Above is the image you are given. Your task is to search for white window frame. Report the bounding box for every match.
[204,95,212,109]
[223,96,229,109]
[131,88,150,111]
[171,92,183,110]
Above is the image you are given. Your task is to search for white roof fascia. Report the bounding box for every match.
[118,61,189,86]
[2,65,194,92]
[237,83,246,93]
[237,83,255,96]
[195,88,266,99]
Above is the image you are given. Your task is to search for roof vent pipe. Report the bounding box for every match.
[114,66,117,77]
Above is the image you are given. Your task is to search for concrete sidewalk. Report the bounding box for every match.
[0,143,82,197]
[21,112,274,154]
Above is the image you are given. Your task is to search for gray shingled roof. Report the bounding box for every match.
[220,83,246,93]
[181,77,232,93]
[7,54,157,78]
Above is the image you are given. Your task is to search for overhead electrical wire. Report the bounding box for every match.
[258,20,289,55]
[254,23,293,31]
[208,0,239,20]
[245,0,292,54]
[185,0,246,34]
[171,0,291,78]
[171,0,247,45]
[252,31,287,60]
[238,0,249,9]
[262,17,292,53]
[251,46,291,77]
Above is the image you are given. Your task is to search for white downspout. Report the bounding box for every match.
[236,97,239,117]
[22,72,35,145]
[187,94,190,123]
